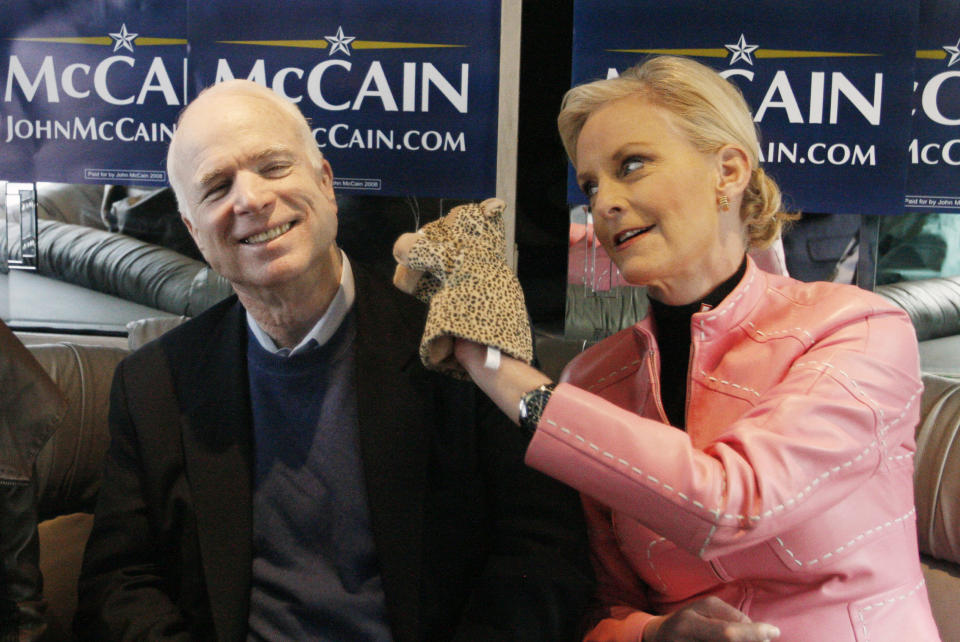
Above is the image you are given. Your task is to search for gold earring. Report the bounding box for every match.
[718,195,730,212]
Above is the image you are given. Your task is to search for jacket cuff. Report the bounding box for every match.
[585,610,655,642]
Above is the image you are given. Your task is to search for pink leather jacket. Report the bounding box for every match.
[526,258,940,641]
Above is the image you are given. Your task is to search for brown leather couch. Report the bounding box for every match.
[914,373,960,641]
[27,342,127,640]
[0,317,176,641]
[22,317,181,641]
[1,320,66,641]
[6,274,960,641]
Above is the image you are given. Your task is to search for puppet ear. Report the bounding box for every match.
[480,197,506,217]
[392,232,426,294]
[392,231,422,265]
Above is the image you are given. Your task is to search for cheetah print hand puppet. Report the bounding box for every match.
[392,198,534,378]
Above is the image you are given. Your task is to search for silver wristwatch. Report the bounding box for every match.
[518,383,557,435]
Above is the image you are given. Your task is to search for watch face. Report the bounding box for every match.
[519,384,555,432]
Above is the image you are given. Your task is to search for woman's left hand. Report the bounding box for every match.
[454,338,552,425]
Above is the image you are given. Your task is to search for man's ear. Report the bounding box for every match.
[316,157,336,201]
[181,211,200,248]
[715,144,751,195]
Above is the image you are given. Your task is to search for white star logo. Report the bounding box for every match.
[725,33,759,66]
[325,26,356,57]
[943,38,960,66]
[109,23,138,53]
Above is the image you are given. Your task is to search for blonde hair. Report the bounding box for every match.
[166,79,325,217]
[558,56,797,249]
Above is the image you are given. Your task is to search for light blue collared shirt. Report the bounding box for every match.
[246,251,356,357]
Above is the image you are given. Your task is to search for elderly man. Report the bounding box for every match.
[74,80,592,641]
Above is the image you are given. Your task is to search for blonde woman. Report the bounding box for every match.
[454,56,940,641]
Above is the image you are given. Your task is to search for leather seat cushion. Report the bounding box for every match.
[28,343,127,520]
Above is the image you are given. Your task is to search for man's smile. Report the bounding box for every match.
[241,222,293,245]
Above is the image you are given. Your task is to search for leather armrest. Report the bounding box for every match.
[30,219,232,317]
[876,276,960,342]
[915,374,960,565]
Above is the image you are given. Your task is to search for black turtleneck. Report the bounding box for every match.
[648,257,747,429]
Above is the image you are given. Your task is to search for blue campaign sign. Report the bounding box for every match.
[905,0,960,211]
[0,0,501,198]
[0,0,188,185]
[188,0,500,198]
[568,0,918,215]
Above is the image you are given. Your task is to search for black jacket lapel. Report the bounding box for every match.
[176,300,253,642]
[352,264,431,640]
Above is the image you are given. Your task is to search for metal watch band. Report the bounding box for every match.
[518,382,557,434]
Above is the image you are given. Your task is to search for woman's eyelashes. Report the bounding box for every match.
[619,156,645,177]
[580,180,598,200]
[579,156,646,201]
[584,155,647,189]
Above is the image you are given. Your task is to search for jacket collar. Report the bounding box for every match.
[630,257,766,348]
[687,255,766,343]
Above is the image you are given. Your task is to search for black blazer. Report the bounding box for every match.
[75,262,593,641]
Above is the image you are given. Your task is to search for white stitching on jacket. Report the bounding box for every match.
[645,537,669,591]
[586,359,643,391]
[856,578,927,641]
[697,371,762,398]
[549,419,883,526]
[746,321,816,343]
[547,425,885,557]
[554,346,921,557]
[699,269,755,324]
[773,508,915,567]
[887,452,914,463]
[794,361,922,439]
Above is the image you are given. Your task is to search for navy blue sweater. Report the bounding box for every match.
[245,311,391,641]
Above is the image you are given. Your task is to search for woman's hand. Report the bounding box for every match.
[453,338,552,424]
[643,597,780,642]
